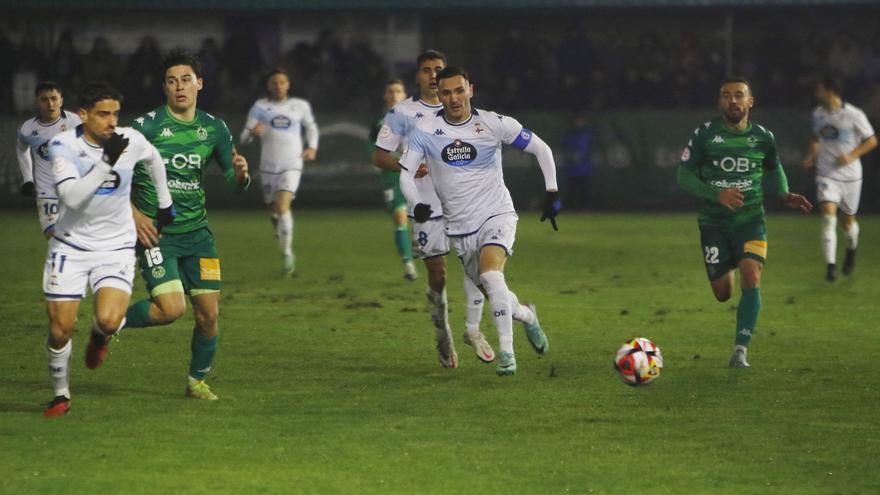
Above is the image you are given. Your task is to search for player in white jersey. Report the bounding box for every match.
[240,68,319,276]
[803,76,877,281]
[373,51,494,368]
[399,66,560,376]
[15,81,82,238]
[42,82,175,417]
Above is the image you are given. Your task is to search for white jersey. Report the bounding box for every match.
[241,97,318,174]
[375,96,444,219]
[401,108,535,236]
[16,110,81,198]
[49,126,169,252]
[812,102,875,182]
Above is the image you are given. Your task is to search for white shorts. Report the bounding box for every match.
[260,170,302,204]
[412,217,449,259]
[36,198,59,233]
[816,176,862,215]
[43,241,136,301]
[450,213,518,286]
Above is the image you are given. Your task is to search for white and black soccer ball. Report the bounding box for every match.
[613,337,663,386]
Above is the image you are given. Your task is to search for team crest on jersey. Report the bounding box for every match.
[379,125,391,139]
[197,126,208,141]
[60,124,67,132]
[442,139,477,167]
[819,125,839,140]
[474,122,484,134]
[270,115,292,129]
[37,142,50,159]
[151,266,166,279]
[95,171,121,195]
[747,136,759,148]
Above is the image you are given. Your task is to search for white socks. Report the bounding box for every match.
[463,277,484,337]
[276,211,293,257]
[821,215,837,264]
[480,271,514,354]
[47,339,72,399]
[507,290,536,325]
[845,220,859,250]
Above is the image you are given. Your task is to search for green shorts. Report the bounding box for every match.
[699,221,767,281]
[379,171,407,214]
[136,227,221,296]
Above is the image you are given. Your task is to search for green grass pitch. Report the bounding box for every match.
[0,209,878,494]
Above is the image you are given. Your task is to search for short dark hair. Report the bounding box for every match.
[436,66,470,85]
[78,81,123,109]
[265,67,289,84]
[161,47,202,81]
[818,75,843,96]
[386,78,405,87]
[35,81,62,97]
[721,76,752,91]
[416,49,446,66]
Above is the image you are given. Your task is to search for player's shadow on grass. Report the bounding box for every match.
[0,378,52,413]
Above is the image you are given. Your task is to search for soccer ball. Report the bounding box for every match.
[614,338,663,386]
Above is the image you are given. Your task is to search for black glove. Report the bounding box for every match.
[156,205,176,233]
[20,181,35,197]
[413,203,433,223]
[540,191,560,231]
[102,132,129,166]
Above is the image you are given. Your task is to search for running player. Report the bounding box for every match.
[16,81,81,238]
[240,68,318,276]
[399,66,559,376]
[677,76,812,368]
[43,81,174,417]
[373,51,495,368]
[802,76,877,281]
[369,78,417,281]
[124,48,250,400]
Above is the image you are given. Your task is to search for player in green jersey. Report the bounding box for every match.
[125,48,250,400]
[370,78,416,281]
[677,77,812,368]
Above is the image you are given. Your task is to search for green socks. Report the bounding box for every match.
[189,330,218,380]
[394,225,412,262]
[735,287,761,347]
[125,299,153,328]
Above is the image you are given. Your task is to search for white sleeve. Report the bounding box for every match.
[15,129,34,184]
[375,111,405,152]
[398,132,426,206]
[239,105,260,145]
[854,109,875,142]
[136,135,172,209]
[522,133,558,191]
[55,158,113,210]
[303,101,319,150]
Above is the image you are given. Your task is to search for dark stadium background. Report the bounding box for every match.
[2,0,878,212]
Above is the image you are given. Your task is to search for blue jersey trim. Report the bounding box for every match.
[53,236,89,251]
[481,242,512,256]
[374,144,395,153]
[45,293,84,299]
[55,177,75,186]
[445,212,516,238]
[94,275,132,288]
[42,224,55,233]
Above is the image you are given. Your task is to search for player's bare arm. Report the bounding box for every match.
[232,149,249,185]
[836,135,878,166]
[782,192,813,213]
[131,202,159,247]
[803,139,818,169]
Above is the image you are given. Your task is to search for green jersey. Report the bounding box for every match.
[679,118,787,227]
[369,113,400,188]
[131,105,244,234]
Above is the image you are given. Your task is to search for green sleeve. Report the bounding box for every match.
[213,119,250,191]
[676,165,719,202]
[765,164,789,199]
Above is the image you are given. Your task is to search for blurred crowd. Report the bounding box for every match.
[1,12,880,120]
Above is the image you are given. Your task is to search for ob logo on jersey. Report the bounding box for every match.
[442,139,477,167]
[95,171,122,195]
[819,124,840,140]
[270,115,292,130]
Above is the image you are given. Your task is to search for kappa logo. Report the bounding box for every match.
[738,328,753,337]
[160,127,174,137]
[78,151,87,158]
[712,135,725,144]
[415,112,424,119]
[31,130,39,136]
[147,111,157,119]
[434,129,445,136]
[135,117,145,126]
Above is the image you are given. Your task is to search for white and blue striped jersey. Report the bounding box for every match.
[241,97,319,173]
[16,111,81,198]
[813,102,875,182]
[400,108,539,236]
[375,96,444,219]
[49,126,170,252]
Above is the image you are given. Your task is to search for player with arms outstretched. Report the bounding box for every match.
[399,66,559,376]
[802,76,877,281]
[43,82,174,417]
[373,51,494,368]
[677,76,812,368]
[240,68,318,276]
[124,48,250,400]
[16,81,81,238]
[369,78,417,281]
